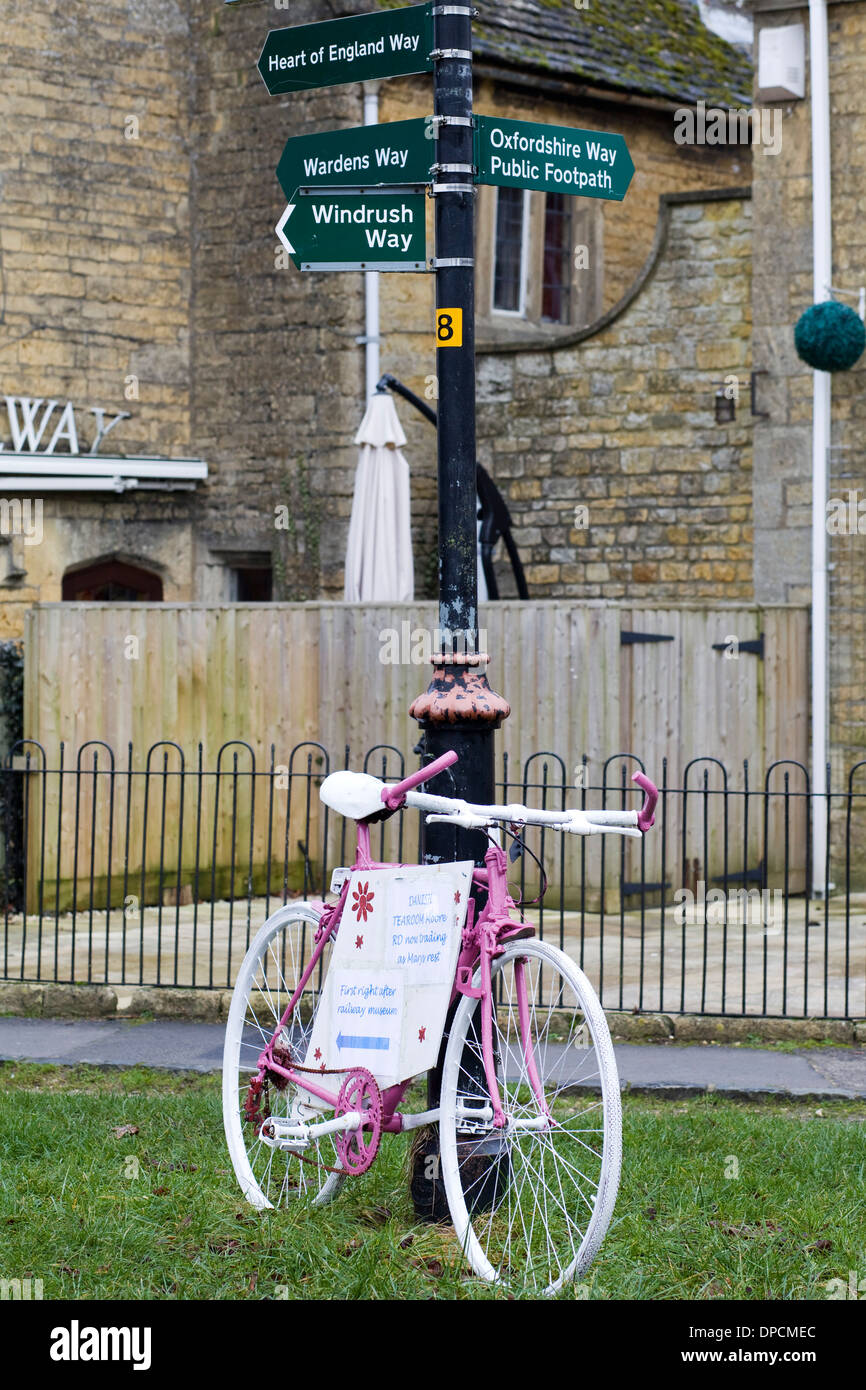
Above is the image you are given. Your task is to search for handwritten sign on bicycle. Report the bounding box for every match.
[303,862,473,1089]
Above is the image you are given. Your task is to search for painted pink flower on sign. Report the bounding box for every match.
[355,934,364,950]
[352,882,374,922]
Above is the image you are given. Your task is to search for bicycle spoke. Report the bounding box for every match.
[440,941,621,1294]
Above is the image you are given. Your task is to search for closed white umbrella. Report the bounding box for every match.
[343,391,414,602]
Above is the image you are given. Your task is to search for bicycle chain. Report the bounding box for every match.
[244,1047,375,1177]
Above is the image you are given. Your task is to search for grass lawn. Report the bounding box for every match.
[0,1062,863,1301]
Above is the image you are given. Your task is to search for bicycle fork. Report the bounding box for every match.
[460,926,552,1132]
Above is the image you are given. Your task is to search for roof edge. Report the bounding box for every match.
[473,61,703,116]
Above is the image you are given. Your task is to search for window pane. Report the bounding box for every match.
[542,192,572,324]
[493,188,526,313]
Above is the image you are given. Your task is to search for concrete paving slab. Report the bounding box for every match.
[0,1017,864,1098]
[0,1017,226,1072]
[613,1043,866,1099]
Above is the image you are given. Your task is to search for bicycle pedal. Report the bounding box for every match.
[456,965,484,999]
[498,923,534,943]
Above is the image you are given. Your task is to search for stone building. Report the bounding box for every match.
[0,0,750,636]
[748,0,866,787]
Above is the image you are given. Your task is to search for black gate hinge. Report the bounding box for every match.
[712,634,764,659]
[621,631,674,645]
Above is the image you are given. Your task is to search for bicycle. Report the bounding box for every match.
[223,749,658,1295]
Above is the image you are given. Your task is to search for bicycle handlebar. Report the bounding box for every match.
[633,771,658,831]
[381,749,458,811]
[379,753,659,832]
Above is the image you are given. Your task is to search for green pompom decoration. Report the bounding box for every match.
[794,299,866,372]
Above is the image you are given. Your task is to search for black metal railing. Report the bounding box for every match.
[1,739,864,1020]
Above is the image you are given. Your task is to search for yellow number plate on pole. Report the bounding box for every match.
[436,308,463,347]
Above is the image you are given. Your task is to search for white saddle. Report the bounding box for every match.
[319,770,389,821]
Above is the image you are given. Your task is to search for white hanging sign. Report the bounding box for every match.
[303,861,473,1091]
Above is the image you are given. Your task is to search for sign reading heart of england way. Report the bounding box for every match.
[276,191,428,272]
[258,3,433,96]
[277,119,433,200]
[475,115,634,202]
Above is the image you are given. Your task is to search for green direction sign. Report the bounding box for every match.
[475,116,634,202]
[277,119,433,201]
[276,190,428,272]
[258,4,433,96]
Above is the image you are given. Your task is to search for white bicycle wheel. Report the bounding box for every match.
[222,903,345,1209]
[439,939,621,1295]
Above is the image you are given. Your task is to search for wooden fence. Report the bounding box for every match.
[20,601,809,906]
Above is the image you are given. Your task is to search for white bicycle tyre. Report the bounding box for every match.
[439,939,622,1295]
[222,902,345,1209]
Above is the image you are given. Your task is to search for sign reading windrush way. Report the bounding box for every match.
[276,190,428,272]
[474,116,635,201]
[257,3,433,95]
[276,118,433,200]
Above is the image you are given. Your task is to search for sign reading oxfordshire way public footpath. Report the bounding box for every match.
[475,115,634,202]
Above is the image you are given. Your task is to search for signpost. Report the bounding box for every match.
[475,115,635,201]
[276,117,434,198]
[275,189,428,272]
[257,3,433,95]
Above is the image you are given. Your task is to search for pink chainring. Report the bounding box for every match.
[335,1068,383,1176]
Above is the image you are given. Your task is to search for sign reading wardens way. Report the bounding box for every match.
[303,862,473,1091]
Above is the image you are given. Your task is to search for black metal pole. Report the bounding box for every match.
[411,3,508,870]
[432,4,477,653]
[408,4,510,1221]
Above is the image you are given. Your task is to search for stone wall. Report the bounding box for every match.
[0,0,199,633]
[473,191,754,600]
[0,0,369,628]
[188,0,368,602]
[0,0,755,624]
[750,0,866,782]
[376,72,750,599]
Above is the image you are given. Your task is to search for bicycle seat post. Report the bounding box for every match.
[483,841,511,916]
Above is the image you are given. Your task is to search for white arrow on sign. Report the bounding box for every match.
[276,203,295,255]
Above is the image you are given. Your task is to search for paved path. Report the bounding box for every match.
[0,1017,864,1098]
